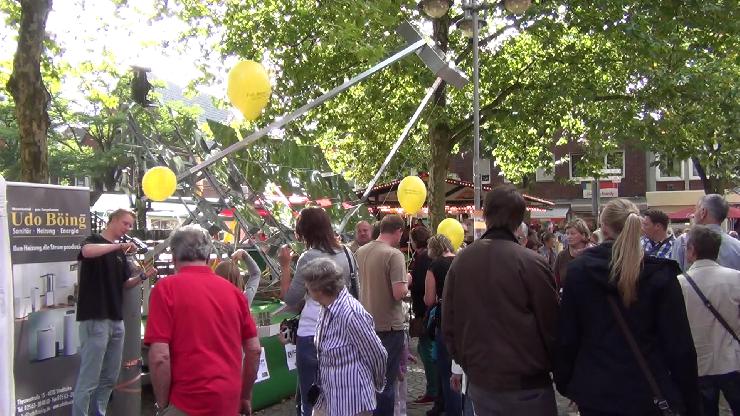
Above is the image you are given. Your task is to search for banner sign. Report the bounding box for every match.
[582,181,619,199]
[5,182,90,416]
[1,178,14,416]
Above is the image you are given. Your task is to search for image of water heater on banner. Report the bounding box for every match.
[15,273,56,318]
[13,261,78,319]
[33,310,78,361]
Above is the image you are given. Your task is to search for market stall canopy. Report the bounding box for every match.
[530,207,571,220]
[668,205,740,220]
[92,193,217,218]
[360,173,554,214]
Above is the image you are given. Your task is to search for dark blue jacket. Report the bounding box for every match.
[554,242,702,416]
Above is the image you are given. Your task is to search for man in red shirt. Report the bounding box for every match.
[144,225,261,415]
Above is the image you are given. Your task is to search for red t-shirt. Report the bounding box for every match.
[144,265,258,416]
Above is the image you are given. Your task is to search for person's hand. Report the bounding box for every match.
[143,263,158,278]
[407,353,417,364]
[407,272,413,287]
[240,398,252,416]
[450,374,462,393]
[278,245,293,267]
[232,249,247,262]
[120,242,137,254]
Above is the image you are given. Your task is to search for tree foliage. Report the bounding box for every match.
[164,0,738,215]
[6,0,53,183]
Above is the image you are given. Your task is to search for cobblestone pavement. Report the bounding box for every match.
[142,338,732,415]
[251,351,575,416]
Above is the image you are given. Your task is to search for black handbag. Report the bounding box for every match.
[607,296,678,416]
[279,316,299,345]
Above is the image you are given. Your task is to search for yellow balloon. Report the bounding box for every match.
[397,176,427,214]
[223,221,236,243]
[437,218,464,251]
[142,166,177,202]
[227,60,272,121]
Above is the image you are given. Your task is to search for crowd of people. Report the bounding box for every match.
[70,187,740,416]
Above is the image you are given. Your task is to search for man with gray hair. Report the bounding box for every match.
[348,220,373,253]
[515,222,528,247]
[672,194,740,271]
[677,225,740,415]
[144,225,261,415]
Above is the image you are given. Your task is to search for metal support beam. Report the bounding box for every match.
[337,77,444,233]
[181,38,426,181]
[180,22,468,183]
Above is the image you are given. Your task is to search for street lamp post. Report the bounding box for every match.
[428,0,531,210]
[471,0,482,211]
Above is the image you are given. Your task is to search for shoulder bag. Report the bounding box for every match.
[342,245,360,299]
[607,296,677,416]
[683,271,740,344]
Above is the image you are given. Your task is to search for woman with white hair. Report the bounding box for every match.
[555,199,702,415]
[303,258,387,416]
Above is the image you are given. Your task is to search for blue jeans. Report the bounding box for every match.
[375,330,404,416]
[72,320,125,416]
[462,394,475,416]
[296,335,318,416]
[698,372,740,416]
[436,335,462,416]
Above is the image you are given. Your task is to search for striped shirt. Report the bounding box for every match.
[315,288,387,416]
[641,235,675,259]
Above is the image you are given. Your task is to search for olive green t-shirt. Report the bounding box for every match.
[356,240,407,331]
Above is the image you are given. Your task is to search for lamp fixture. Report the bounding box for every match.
[419,0,452,18]
[504,0,532,15]
[456,12,487,38]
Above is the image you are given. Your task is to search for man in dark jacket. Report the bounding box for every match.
[442,185,559,415]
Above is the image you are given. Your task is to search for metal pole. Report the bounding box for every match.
[110,285,142,416]
[337,77,443,233]
[591,178,600,226]
[472,0,482,211]
[180,39,427,181]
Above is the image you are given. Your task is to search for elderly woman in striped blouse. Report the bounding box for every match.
[303,257,387,416]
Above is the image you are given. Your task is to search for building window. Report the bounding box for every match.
[656,159,684,181]
[689,160,702,180]
[73,177,90,187]
[570,154,589,179]
[570,151,624,181]
[535,168,554,182]
[654,159,704,181]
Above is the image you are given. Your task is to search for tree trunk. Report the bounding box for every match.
[691,157,724,195]
[426,14,452,231]
[6,0,53,183]
[428,122,452,230]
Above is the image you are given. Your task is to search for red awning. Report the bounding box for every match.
[669,206,740,220]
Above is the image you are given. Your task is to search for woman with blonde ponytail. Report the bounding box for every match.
[554,199,702,416]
